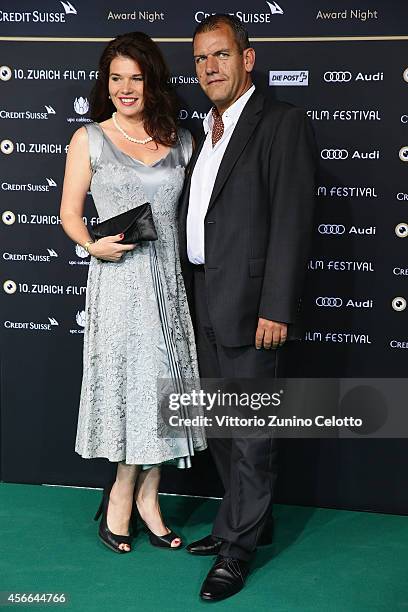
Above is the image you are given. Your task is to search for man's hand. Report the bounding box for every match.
[255,318,288,350]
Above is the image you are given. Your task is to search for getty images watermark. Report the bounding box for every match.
[165,386,361,434]
[157,378,408,438]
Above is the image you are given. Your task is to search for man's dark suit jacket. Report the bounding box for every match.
[178,89,317,348]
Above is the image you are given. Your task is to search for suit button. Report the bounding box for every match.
[207,220,215,224]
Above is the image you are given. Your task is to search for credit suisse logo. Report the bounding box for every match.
[0,2,78,23]
[195,1,284,23]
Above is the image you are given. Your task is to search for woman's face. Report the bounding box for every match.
[108,55,144,119]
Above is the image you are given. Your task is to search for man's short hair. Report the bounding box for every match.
[193,14,250,53]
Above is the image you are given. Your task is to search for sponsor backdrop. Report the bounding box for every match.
[1,0,408,513]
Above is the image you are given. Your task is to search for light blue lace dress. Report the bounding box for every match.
[75,123,206,466]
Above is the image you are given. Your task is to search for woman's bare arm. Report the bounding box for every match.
[60,127,135,262]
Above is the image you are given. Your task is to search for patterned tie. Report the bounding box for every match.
[211,107,224,147]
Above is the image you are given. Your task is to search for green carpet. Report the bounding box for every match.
[0,482,407,611]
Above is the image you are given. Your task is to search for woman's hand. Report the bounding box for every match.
[89,234,136,262]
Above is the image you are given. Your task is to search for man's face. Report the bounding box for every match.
[193,24,255,114]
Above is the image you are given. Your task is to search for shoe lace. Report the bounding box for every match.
[216,557,246,582]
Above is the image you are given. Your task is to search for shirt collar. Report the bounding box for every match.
[203,84,255,134]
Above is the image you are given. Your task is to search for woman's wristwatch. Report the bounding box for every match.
[83,240,95,254]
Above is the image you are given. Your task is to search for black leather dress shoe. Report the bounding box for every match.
[200,555,249,601]
[187,516,274,556]
[186,534,222,556]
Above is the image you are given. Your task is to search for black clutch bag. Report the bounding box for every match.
[91,203,158,244]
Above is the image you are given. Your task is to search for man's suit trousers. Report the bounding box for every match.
[193,265,284,561]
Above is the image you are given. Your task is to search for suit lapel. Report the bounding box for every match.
[207,90,264,213]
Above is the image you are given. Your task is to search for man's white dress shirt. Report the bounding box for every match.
[187,85,255,264]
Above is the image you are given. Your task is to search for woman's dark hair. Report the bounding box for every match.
[90,32,179,146]
[193,14,250,53]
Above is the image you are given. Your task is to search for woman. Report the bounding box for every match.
[60,32,206,553]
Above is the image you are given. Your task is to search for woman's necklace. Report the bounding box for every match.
[112,112,153,145]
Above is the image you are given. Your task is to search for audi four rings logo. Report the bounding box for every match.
[321,149,349,160]
[318,224,346,234]
[324,71,352,82]
[316,297,343,307]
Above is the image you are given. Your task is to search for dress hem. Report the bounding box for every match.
[74,445,207,467]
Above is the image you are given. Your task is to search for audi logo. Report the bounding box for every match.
[316,297,343,307]
[318,224,346,235]
[324,71,352,82]
[321,149,349,160]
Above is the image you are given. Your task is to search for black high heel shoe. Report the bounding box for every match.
[94,483,133,554]
[132,503,182,550]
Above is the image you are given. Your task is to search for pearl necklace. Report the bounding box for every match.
[112,112,153,145]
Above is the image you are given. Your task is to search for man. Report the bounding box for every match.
[178,14,317,602]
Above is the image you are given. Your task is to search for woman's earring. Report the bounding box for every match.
[108,95,111,99]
